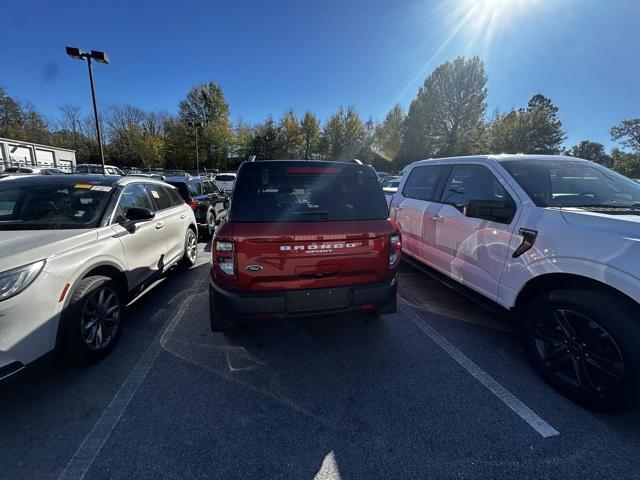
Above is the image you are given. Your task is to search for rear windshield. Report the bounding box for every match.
[0,182,112,230]
[230,166,388,222]
[215,175,235,181]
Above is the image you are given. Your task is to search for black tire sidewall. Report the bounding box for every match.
[62,276,123,362]
[182,228,198,268]
[522,289,640,412]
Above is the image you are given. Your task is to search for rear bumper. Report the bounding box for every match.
[210,276,398,319]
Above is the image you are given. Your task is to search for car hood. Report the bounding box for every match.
[0,230,99,273]
[560,208,640,237]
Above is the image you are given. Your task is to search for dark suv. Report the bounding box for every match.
[209,160,401,331]
[165,177,229,238]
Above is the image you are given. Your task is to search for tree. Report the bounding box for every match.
[375,104,404,161]
[276,109,304,159]
[178,82,233,168]
[0,87,22,138]
[489,94,565,154]
[524,94,566,154]
[249,116,279,160]
[611,148,640,178]
[321,106,366,161]
[566,140,611,166]
[611,119,640,152]
[300,111,321,159]
[397,56,487,165]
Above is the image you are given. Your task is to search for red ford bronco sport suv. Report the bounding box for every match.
[209,160,401,331]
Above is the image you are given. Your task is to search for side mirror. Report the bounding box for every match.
[125,207,155,222]
[223,199,230,209]
[464,199,515,224]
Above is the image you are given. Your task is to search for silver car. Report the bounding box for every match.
[0,175,198,380]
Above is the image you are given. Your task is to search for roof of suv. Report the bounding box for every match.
[409,154,589,167]
[0,174,169,188]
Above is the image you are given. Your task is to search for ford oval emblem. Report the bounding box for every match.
[245,265,263,272]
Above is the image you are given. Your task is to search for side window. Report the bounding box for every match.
[440,165,514,217]
[167,186,186,206]
[402,165,446,201]
[106,167,115,175]
[201,181,215,195]
[112,184,153,224]
[147,184,175,211]
[188,181,201,197]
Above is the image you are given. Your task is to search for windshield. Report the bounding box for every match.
[0,182,112,230]
[501,160,640,208]
[231,167,388,222]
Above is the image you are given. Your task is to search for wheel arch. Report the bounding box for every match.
[513,273,638,313]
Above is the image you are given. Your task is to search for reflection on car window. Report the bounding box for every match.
[501,160,640,207]
[0,183,111,230]
[113,184,153,223]
[188,182,201,196]
[441,165,510,209]
[402,166,447,201]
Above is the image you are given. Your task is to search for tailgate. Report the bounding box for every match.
[233,220,393,291]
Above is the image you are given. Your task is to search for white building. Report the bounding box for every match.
[0,137,76,173]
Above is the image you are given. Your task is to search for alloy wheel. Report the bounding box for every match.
[80,286,121,351]
[187,231,198,263]
[534,309,624,393]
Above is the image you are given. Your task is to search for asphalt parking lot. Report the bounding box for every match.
[2,241,640,480]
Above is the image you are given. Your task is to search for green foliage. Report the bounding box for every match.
[611,148,640,178]
[300,112,321,159]
[611,119,640,152]
[397,56,487,166]
[321,106,366,161]
[375,104,404,161]
[488,94,566,155]
[566,140,611,167]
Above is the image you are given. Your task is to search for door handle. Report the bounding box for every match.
[155,221,165,229]
[431,215,444,223]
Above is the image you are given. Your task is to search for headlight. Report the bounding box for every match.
[0,260,45,302]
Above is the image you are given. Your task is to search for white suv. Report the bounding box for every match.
[0,175,198,380]
[391,154,640,411]
[213,173,236,193]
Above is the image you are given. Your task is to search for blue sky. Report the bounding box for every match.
[2,0,639,149]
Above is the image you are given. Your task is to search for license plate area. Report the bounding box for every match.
[286,287,350,313]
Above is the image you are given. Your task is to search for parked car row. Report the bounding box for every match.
[2,154,640,413]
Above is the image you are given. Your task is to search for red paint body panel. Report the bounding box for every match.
[213,220,396,292]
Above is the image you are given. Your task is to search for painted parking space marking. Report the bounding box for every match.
[400,298,560,439]
[57,285,201,480]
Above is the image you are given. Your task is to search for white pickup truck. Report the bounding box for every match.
[390,154,640,411]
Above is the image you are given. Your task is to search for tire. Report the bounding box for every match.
[180,228,198,268]
[61,275,123,363]
[209,287,237,332]
[204,210,216,239]
[522,289,640,412]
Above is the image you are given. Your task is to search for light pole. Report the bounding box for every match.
[188,121,203,176]
[66,47,109,175]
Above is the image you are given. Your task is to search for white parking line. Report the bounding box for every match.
[57,289,200,480]
[399,299,560,439]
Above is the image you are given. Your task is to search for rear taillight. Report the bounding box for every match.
[389,231,402,268]
[213,240,236,277]
[189,199,199,211]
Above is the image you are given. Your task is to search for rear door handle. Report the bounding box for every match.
[155,221,165,229]
[431,215,444,223]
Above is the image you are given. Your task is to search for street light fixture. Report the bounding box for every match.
[188,121,203,176]
[65,46,109,175]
